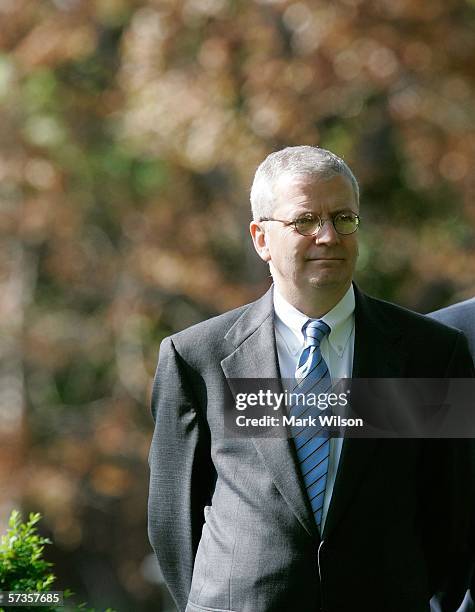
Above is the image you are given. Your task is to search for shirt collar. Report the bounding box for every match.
[273,285,355,357]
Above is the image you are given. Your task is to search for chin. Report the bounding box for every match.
[308,275,346,289]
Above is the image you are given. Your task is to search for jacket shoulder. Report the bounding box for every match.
[430,298,475,327]
[362,292,466,343]
[161,300,253,359]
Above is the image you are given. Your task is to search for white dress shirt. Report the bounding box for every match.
[273,285,355,531]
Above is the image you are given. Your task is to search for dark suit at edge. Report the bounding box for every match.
[429,297,475,612]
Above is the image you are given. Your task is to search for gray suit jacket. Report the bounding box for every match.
[431,298,475,364]
[148,285,474,612]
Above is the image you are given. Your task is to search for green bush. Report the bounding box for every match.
[0,510,57,611]
[0,510,114,612]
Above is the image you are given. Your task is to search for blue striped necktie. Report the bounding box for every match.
[291,319,332,533]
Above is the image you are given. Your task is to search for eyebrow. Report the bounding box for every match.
[294,208,356,217]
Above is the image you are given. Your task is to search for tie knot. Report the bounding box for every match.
[303,319,331,347]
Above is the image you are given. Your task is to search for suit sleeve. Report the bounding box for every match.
[148,336,215,612]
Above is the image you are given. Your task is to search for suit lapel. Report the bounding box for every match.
[221,287,319,539]
[323,285,406,538]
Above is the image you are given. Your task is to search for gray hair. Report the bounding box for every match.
[250,145,359,220]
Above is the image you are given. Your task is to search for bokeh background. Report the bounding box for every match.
[1,0,474,610]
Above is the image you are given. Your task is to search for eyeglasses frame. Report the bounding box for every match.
[258,211,361,236]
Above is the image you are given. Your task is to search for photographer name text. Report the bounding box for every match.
[235,414,363,428]
[234,390,363,428]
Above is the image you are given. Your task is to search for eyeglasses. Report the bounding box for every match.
[259,212,360,236]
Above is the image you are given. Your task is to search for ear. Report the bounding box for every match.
[250,220,271,263]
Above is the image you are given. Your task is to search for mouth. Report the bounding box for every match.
[306,257,345,262]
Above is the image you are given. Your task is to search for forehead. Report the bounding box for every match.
[272,172,358,215]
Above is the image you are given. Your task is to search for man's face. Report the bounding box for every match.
[251,172,359,303]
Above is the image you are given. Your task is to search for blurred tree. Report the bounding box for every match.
[0,0,474,610]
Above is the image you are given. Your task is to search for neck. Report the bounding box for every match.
[274,281,351,318]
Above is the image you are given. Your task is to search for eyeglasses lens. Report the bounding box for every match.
[296,215,358,236]
[296,218,320,235]
[334,214,358,235]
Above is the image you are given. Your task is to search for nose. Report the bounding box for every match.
[313,219,339,245]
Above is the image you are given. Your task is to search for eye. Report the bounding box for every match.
[334,212,359,235]
[294,215,319,235]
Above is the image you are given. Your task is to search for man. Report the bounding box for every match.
[148,146,474,612]
[431,298,475,365]
[429,298,475,612]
